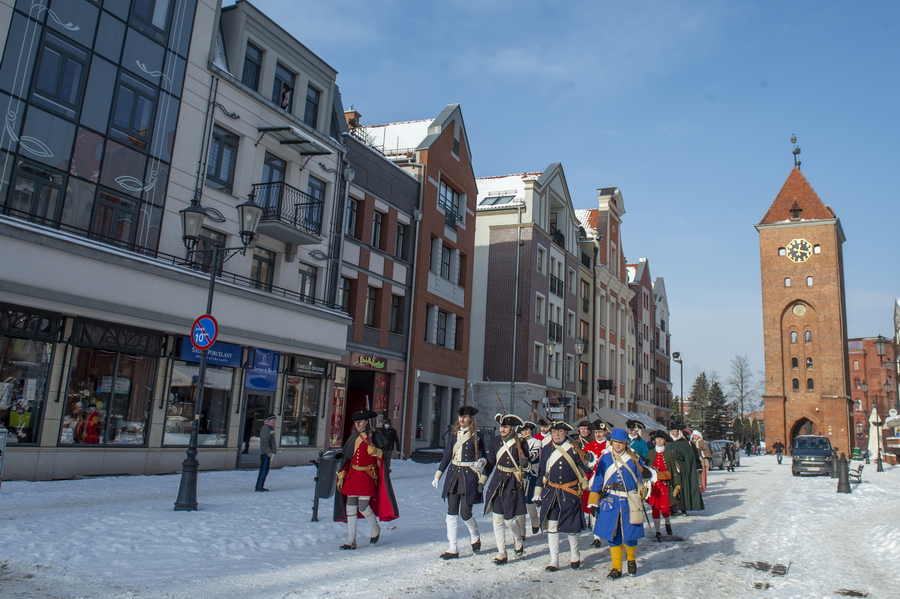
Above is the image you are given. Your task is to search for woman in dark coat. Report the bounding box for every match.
[432,406,489,559]
[483,414,528,564]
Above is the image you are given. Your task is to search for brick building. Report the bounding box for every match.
[847,336,896,450]
[756,167,852,453]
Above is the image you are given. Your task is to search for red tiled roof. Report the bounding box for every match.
[759,167,835,224]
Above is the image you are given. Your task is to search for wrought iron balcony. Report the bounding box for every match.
[582,297,590,313]
[549,274,564,297]
[597,378,615,391]
[253,181,323,245]
[548,321,563,343]
[549,225,565,248]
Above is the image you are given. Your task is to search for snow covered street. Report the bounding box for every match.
[3,453,899,598]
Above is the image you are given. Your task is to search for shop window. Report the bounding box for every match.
[60,347,155,445]
[32,33,88,120]
[206,126,238,191]
[251,247,276,291]
[272,63,294,111]
[1,324,56,445]
[241,42,262,91]
[110,73,156,150]
[163,362,233,446]
[304,85,320,128]
[298,262,318,303]
[280,376,321,446]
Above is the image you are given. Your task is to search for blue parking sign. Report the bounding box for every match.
[191,315,218,351]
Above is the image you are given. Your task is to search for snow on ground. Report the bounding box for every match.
[2,453,898,598]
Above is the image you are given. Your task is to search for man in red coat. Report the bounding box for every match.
[334,409,399,550]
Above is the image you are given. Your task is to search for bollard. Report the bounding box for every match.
[310,451,324,522]
[836,453,852,493]
[830,449,839,479]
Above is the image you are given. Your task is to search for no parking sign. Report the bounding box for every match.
[190,315,218,351]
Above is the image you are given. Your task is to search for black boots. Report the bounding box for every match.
[627,560,637,575]
[607,569,621,579]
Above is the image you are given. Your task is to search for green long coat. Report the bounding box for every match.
[668,438,704,511]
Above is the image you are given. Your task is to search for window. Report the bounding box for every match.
[535,294,545,324]
[778,248,786,256]
[298,263,317,303]
[163,362,231,447]
[337,277,351,312]
[784,277,791,287]
[534,344,544,374]
[440,245,452,279]
[807,378,814,391]
[91,190,136,247]
[806,276,813,286]
[32,34,88,120]
[537,247,546,273]
[195,227,226,274]
[372,211,383,249]
[567,311,575,338]
[395,224,407,259]
[111,74,156,150]
[345,198,359,237]
[854,399,862,411]
[6,161,64,225]
[805,331,812,342]
[1,315,58,445]
[853,360,859,370]
[272,63,294,111]
[305,176,326,228]
[389,295,402,333]
[814,245,821,254]
[436,311,447,346]
[792,378,800,390]
[806,357,813,369]
[280,376,320,446]
[791,357,798,369]
[364,287,377,327]
[790,331,798,343]
[131,0,172,41]
[250,247,276,291]
[206,126,238,190]
[568,268,576,294]
[438,180,462,226]
[242,42,262,91]
[304,85,320,128]
[257,152,286,214]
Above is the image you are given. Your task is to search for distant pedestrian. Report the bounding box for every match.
[724,441,737,472]
[745,441,752,456]
[772,440,785,464]
[691,431,712,493]
[379,418,401,471]
[255,414,277,492]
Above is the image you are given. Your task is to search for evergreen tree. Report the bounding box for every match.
[686,372,709,430]
[703,380,728,439]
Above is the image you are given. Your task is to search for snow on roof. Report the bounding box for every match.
[475,173,540,210]
[359,119,431,157]
[575,208,598,231]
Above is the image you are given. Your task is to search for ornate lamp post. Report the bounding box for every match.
[672,352,684,426]
[173,196,262,511]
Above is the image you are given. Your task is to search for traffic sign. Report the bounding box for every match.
[191,315,218,351]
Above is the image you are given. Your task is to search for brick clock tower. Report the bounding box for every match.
[756,166,852,455]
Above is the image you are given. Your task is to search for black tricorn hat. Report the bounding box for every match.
[458,405,478,416]
[350,409,377,421]
[649,430,673,443]
[520,421,537,430]
[496,413,524,427]
[549,421,573,432]
[577,420,591,428]
[535,414,551,426]
[591,419,608,431]
[626,419,645,430]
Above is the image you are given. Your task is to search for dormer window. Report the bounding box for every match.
[790,200,802,221]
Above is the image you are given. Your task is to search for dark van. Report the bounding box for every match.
[791,435,834,476]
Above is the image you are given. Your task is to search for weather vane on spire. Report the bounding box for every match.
[791,134,801,169]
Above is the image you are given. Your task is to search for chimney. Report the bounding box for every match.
[344,109,362,129]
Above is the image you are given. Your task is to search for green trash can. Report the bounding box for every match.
[850,447,861,461]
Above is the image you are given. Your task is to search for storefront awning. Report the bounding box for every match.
[594,407,666,432]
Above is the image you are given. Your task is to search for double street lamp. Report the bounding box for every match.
[545,339,586,422]
[173,196,263,512]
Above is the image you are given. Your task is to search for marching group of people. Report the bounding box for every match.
[332,406,714,579]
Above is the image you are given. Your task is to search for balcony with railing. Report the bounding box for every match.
[597,378,615,391]
[438,197,461,231]
[549,274,564,297]
[549,225,565,248]
[582,297,590,313]
[548,321,563,343]
[253,181,323,245]
[580,379,589,396]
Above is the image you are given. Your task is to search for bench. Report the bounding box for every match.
[848,463,863,483]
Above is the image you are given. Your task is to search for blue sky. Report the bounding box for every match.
[248,1,899,394]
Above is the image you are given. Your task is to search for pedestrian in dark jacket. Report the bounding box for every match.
[255,414,277,491]
[379,419,401,471]
[724,441,737,471]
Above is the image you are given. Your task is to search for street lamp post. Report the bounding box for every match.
[173,196,262,512]
[673,352,684,426]
[545,340,585,422]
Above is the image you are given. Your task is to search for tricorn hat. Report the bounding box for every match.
[535,413,551,426]
[591,418,608,431]
[626,419,645,430]
[349,409,377,421]
[520,420,537,430]
[577,420,591,428]
[549,421,573,432]
[649,430,673,443]
[458,405,478,416]
[496,413,524,427]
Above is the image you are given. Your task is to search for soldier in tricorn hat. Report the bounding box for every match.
[484,413,529,564]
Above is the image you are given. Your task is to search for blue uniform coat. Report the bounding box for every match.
[591,449,647,543]
[483,434,527,519]
[535,441,592,534]
[436,428,488,505]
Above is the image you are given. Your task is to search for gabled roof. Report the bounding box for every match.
[759,167,836,224]
[575,209,598,231]
[358,104,472,161]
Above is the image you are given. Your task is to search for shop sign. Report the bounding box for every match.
[245,349,280,391]
[180,338,242,367]
[96,376,131,394]
[289,355,327,377]
[548,407,565,414]
[351,352,386,370]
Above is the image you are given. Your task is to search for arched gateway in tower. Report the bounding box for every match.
[756,167,852,455]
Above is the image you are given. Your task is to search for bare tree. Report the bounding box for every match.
[726,356,763,442]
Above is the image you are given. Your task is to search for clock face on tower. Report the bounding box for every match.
[786,238,812,262]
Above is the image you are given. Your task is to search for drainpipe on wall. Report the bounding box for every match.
[510,202,524,415]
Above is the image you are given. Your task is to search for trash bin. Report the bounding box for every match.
[310,449,342,522]
[0,426,8,491]
[850,447,861,461]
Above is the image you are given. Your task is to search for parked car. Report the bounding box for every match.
[706,441,726,470]
[711,440,741,468]
[791,435,834,476]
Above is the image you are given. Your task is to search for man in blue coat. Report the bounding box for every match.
[432,406,489,559]
[532,421,593,572]
[588,428,653,579]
